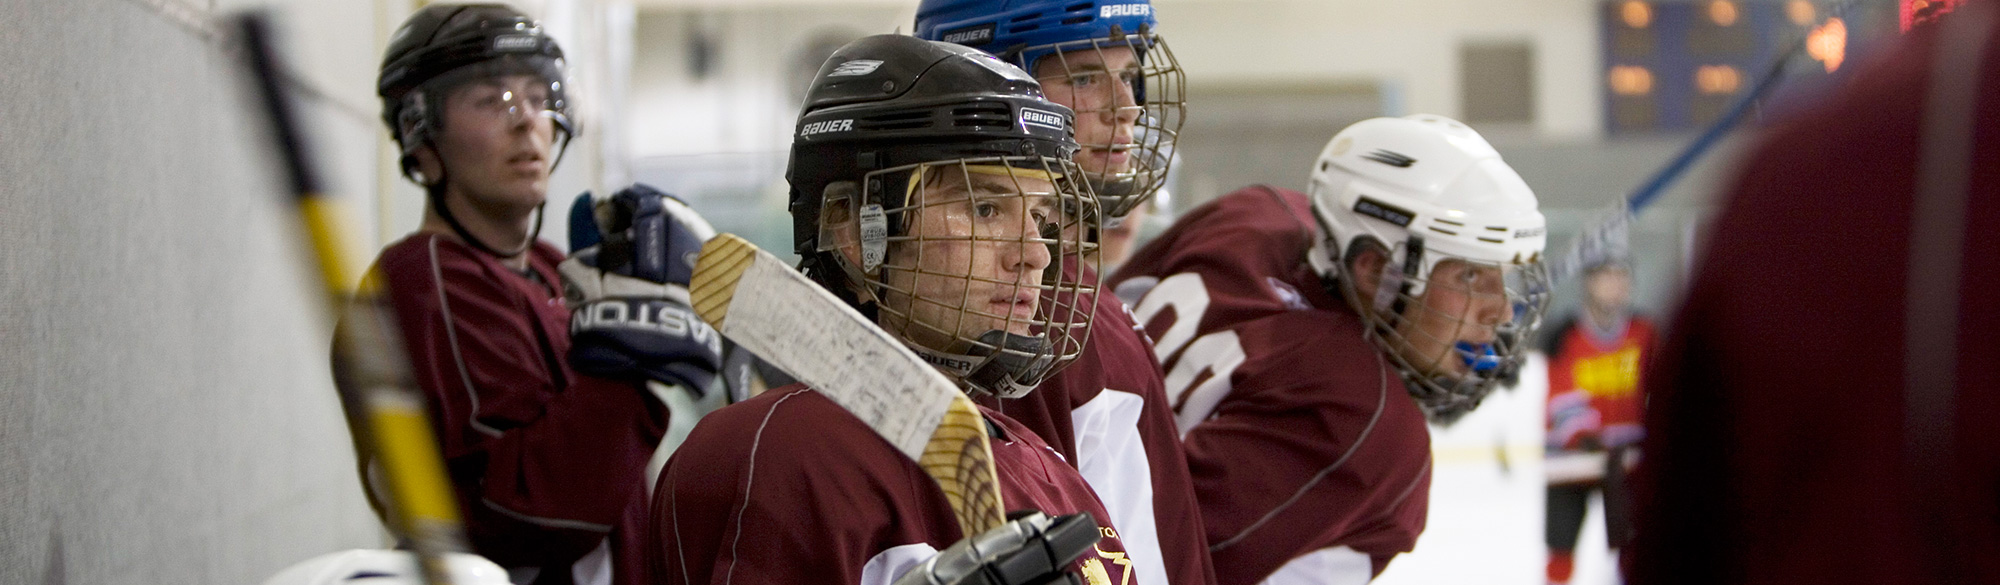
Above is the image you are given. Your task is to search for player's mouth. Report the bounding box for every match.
[506,150,546,174]
[989,290,1040,323]
[1082,147,1131,173]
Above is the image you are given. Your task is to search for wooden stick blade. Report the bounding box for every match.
[689,234,1003,534]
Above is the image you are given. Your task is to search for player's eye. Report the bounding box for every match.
[467,88,506,108]
[521,89,552,109]
[1071,72,1099,88]
[974,201,1000,219]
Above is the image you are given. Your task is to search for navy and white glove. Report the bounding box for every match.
[560,184,723,393]
[894,511,1103,585]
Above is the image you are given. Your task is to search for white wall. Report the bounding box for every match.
[1156,0,1603,139]
[1,1,392,582]
[0,0,626,581]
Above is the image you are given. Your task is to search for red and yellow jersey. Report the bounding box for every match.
[1542,314,1657,452]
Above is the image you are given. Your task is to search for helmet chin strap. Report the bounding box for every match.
[1086,169,1142,221]
[905,330,1055,399]
[427,164,545,259]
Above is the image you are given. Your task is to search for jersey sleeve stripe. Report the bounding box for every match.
[1210,351,1393,552]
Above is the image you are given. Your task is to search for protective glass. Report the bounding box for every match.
[823,156,1101,398]
[1024,31,1185,219]
[1361,256,1550,424]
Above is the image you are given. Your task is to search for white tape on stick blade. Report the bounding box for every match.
[721,252,959,461]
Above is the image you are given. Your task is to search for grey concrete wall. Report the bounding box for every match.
[0,0,395,582]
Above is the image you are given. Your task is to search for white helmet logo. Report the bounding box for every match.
[829,60,884,77]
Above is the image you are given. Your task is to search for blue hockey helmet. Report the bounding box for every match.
[914,0,1184,220]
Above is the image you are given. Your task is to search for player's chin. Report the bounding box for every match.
[967,316,1035,340]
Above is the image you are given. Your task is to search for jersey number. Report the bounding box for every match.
[1131,273,1246,434]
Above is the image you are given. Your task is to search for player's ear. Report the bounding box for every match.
[817,181,865,269]
[412,144,444,186]
[1348,242,1388,308]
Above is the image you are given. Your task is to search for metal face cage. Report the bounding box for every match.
[1349,253,1551,424]
[1018,30,1184,220]
[820,155,1101,398]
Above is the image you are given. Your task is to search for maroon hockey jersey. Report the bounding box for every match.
[367,234,667,585]
[1626,8,2000,583]
[650,385,1137,585]
[979,260,1218,585]
[1111,186,1433,585]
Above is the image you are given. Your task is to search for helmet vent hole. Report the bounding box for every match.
[1435,218,1465,227]
[1011,12,1043,23]
[1427,227,1460,236]
[1061,16,1092,25]
[953,103,1013,128]
[1011,24,1042,33]
[1066,3,1093,12]
[857,109,933,131]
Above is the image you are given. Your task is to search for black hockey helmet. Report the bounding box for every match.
[377,3,577,182]
[789,35,1079,257]
[788,34,1099,398]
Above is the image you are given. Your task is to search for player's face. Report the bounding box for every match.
[881,168,1059,350]
[1033,46,1140,179]
[1584,266,1632,314]
[1395,259,1514,377]
[424,74,556,215]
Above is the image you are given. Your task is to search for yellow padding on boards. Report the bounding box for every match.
[372,406,463,523]
[919,395,1005,536]
[691,234,758,330]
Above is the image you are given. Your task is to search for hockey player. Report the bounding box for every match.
[1627,4,2000,582]
[1112,115,1549,585]
[1539,246,1654,585]
[648,34,1139,585]
[914,4,1211,585]
[353,4,720,583]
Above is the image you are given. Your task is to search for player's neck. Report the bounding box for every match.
[1583,305,1629,337]
[422,194,538,270]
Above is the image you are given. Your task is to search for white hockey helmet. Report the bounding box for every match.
[1305,114,1550,424]
[261,550,513,585]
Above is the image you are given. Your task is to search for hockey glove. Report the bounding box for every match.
[894,511,1104,585]
[560,184,723,393]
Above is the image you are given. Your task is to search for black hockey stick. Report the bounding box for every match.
[236,11,467,585]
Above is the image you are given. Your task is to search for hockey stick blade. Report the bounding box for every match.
[690,234,1005,536]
